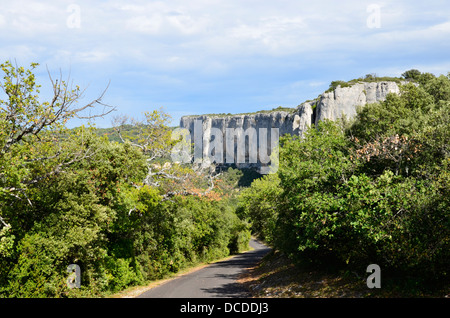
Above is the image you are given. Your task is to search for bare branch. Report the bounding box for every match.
[161,169,222,201]
[1,64,116,155]
[73,81,116,119]
[3,187,33,206]
[0,215,10,228]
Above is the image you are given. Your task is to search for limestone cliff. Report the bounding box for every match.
[179,81,402,172]
[314,81,401,126]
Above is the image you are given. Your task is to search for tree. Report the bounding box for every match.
[0,61,114,155]
[347,83,434,142]
[0,61,251,297]
[237,173,282,243]
[274,120,355,261]
[112,110,223,200]
[401,69,421,81]
[0,61,115,239]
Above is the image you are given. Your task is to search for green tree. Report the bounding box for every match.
[265,72,449,280]
[0,61,114,240]
[237,173,282,244]
[1,60,251,297]
[275,120,354,261]
[348,83,434,142]
[401,69,421,80]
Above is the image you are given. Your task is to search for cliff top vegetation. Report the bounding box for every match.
[183,70,425,118]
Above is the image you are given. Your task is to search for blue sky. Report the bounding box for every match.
[1,0,450,127]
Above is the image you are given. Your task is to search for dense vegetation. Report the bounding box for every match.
[238,70,450,289]
[0,61,250,297]
[1,61,448,297]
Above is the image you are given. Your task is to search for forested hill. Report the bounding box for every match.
[92,125,177,143]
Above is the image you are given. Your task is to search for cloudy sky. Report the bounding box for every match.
[1,0,450,127]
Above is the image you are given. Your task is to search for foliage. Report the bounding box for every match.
[2,62,448,296]
[402,69,422,81]
[237,173,282,243]
[275,120,354,261]
[325,75,404,93]
[238,70,450,286]
[326,80,351,92]
[0,62,249,297]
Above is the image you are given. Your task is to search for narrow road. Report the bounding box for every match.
[137,239,270,298]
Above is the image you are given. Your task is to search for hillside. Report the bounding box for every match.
[240,250,450,298]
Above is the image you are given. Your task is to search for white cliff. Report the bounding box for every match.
[314,81,401,126]
[179,81,402,172]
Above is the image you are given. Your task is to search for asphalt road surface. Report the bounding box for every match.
[137,239,271,298]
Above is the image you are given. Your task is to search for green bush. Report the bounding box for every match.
[326,80,351,93]
[239,72,450,284]
[237,173,282,244]
[0,127,250,297]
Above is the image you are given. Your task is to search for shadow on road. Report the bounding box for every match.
[199,243,271,298]
[137,239,271,298]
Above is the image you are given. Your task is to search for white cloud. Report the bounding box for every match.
[0,14,6,27]
[76,50,112,63]
[1,1,61,35]
[115,1,212,37]
[228,16,307,54]
[0,45,42,62]
[1,0,449,126]
[167,12,211,35]
[125,14,164,34]
[427,21,450,34]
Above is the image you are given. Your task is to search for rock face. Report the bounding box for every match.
[314,81,401,126]
[179,81,401,172]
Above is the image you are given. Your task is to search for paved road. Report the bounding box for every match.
[137,239,271,298]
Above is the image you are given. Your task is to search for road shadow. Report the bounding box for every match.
[200,245,271,298]
[136,239,271,298]
[201,281,252,298]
